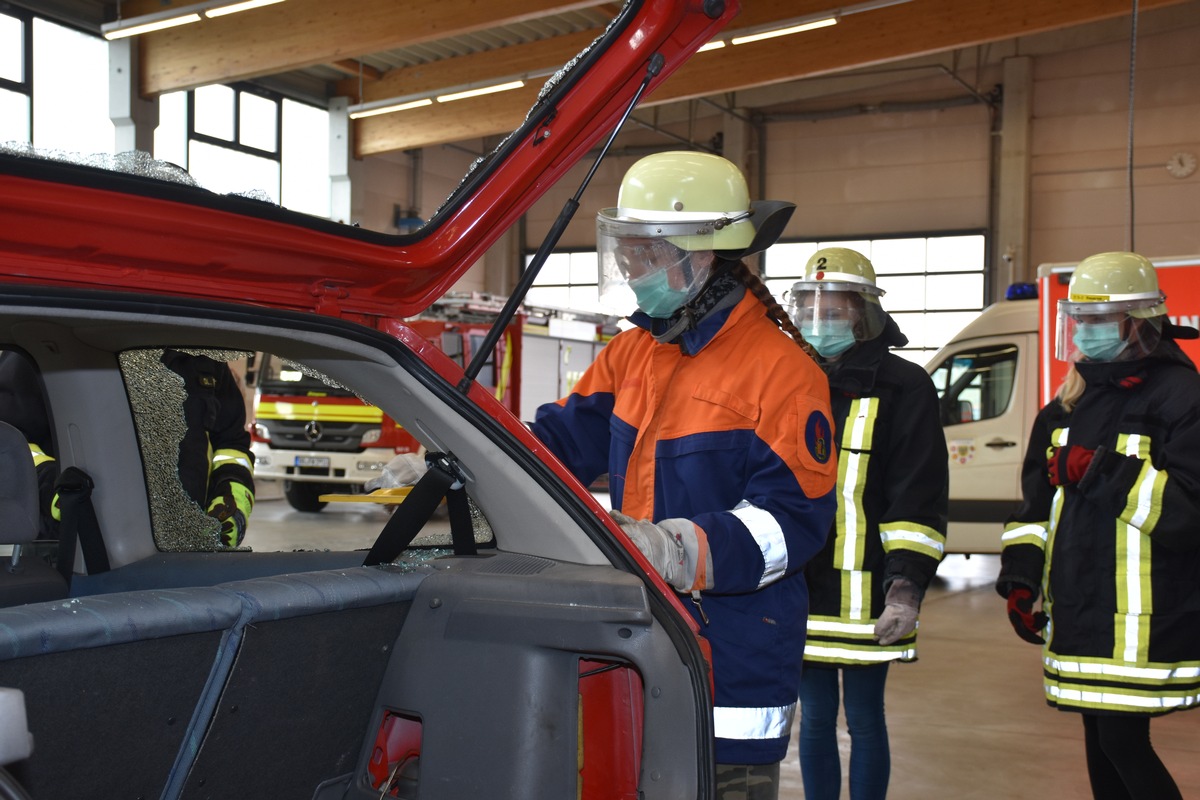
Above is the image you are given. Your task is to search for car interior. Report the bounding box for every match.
[0,286,708,799]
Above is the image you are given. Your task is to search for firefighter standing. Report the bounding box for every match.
[996,251,1199,799]
[531,152,837,799]
[161,349,255,547]
[787,248,948,800]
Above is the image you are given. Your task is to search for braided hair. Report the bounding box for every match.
[731,261,819,362]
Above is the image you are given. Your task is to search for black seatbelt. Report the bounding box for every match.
[363,453,476,566]
[52,466,110,581]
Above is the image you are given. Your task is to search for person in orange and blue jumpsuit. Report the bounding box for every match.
[530,152,837,800]
[787,248,948,800]
[997,252,1199,800]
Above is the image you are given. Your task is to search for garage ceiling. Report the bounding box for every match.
[21,0,1193,157]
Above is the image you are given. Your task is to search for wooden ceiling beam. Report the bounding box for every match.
[354,0,1191,155]
[132,0,611,96]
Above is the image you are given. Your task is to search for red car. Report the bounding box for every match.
[0,3,735,797]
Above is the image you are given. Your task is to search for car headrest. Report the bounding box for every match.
[0,420,40,545]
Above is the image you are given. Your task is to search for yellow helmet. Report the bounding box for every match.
[596,151,794,317]
[787,248,888,355]
[1065,251,1167,318]
[1056,251,1166,363]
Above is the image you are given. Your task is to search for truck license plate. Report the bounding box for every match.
[294,455,331,469]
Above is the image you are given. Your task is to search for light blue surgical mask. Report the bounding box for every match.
[1073,320,1126,361]
[801,319,857,359]
[628,270,690,318]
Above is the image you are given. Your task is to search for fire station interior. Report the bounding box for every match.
[8,0,1200,797]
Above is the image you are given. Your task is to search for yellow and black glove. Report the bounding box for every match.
[207,481,254,547]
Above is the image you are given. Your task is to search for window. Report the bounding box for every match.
[157,84,331,216]
[764,234,987,364]
[0,9,112,153]
[927,343,1018,426]
[525,251,607,315]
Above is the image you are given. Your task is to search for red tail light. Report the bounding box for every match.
[367,710,422,798]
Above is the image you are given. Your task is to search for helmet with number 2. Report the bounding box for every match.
[786,248,888,359]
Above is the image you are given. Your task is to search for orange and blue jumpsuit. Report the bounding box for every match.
[531,290,837,764]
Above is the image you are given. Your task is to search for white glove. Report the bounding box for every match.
[873,576,921,645]
[610,510,711,593]
[365,453,428,492]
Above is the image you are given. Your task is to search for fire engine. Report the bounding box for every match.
[251,292,615,511]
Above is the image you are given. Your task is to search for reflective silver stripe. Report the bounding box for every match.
[212,452,253,470]
[732,501,788,589]
[839,450,864,568]
[713,702,796,740]
[1046,655,1200,681]
[848,569,866,620]
[1001,523,1047,544]
[806,619,875,635]
[803,644,914,662]
[879,527,945,555]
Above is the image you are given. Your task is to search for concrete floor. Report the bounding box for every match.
[246,484,1200,799]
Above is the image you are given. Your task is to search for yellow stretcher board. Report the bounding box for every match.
[318,487,414,504]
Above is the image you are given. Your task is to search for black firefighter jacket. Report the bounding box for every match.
[999,337,1200,715]
[803,316,949,668]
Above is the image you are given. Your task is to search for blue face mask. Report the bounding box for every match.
[628,269,690,318]
[801,319,857,359]
[1073,320,1126,361]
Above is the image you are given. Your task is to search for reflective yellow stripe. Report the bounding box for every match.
[1044,653,1200,713]
[255,401,382,423]
[838,568,870,621]
[880,521,945,559]
[1001,521,1047,548]
[803,643,917,664]
[1117,433,1166,534]
[832,398,876,571]
[27,443,55,468]
[212,448,254,474]
[1111,433,1153,663]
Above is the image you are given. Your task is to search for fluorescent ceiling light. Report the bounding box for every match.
[731,17,836,45]
[705,0,915,51]
[436,81,525,104]
[205,0,286,19]
[102,0,286,40]
[348,98,433,120]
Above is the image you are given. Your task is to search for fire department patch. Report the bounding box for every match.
[805,410,833,465]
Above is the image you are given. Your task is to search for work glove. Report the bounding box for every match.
[1046,445,1095,486]
[207,481,254,547]
[873,576,921,645]
[610,510,712,593]
[365,453,428,492]
[1002,585,1048,644]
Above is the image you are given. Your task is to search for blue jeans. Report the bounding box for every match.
[798,662,891,800]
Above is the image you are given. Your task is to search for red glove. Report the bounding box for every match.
[1005,586,1048,645]
[1047,445,1095,486]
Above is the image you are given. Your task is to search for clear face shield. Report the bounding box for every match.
[596,212,739,318]
[1055,298,1164,363]
[787,281,887,359]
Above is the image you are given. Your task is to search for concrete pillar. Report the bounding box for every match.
[995,57,1033,292]
[108,38,157,155]
[329,97,363,226]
